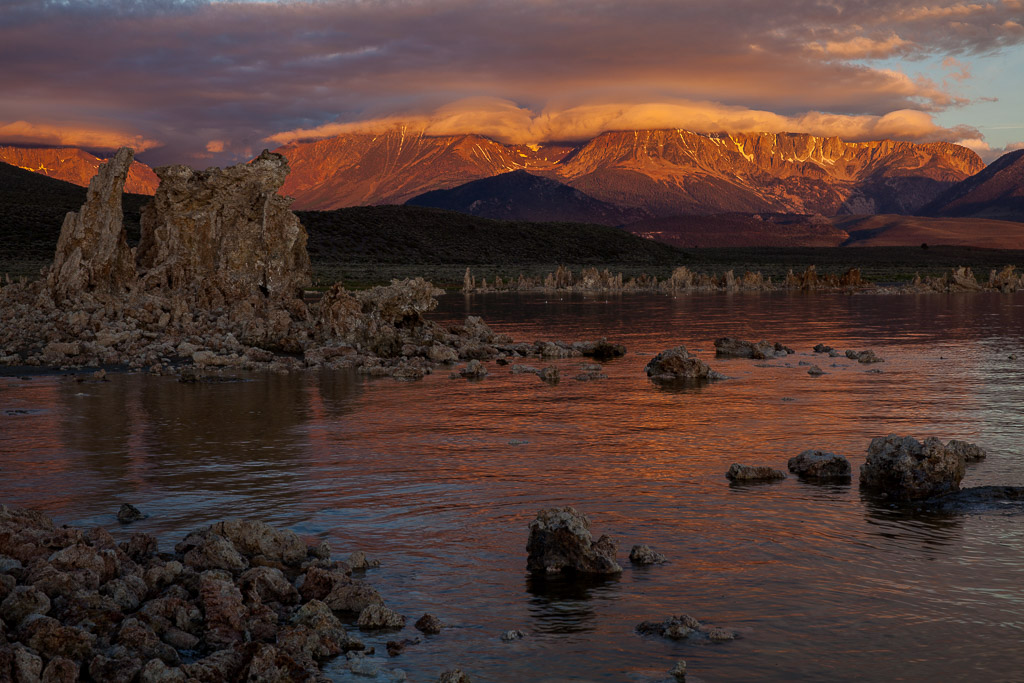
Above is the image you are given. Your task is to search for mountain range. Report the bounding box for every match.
[0,146,159,195]
[272,129,985,216]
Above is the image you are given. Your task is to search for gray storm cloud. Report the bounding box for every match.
[1,0,1021,164]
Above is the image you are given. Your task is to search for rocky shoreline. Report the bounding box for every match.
[0,149,623,378]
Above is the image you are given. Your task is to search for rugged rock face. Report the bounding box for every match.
[137,150,310,306]
[787,450,852,480]
[725,464,786,482]
[45,147,137,303]
[526,507,622,575]
[859,435,968,500]
[714,337,793,359]
[645,346,723,382]
[0,505,407,682]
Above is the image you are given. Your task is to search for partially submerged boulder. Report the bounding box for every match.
[645,346,723,383]
[629,544,667,565]
[715,337,792,359]
[787,450,851,481]
[526,507,622,575]
[859,435,967,500]
[726,464,786,482]
[845,349,884,364]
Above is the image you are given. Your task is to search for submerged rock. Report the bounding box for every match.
[670,660,688,682]
[526,507,622,575]
[845,349,884,364]
[715,337,792,359]
[117,504,147,524]
[787,450,852,481]
[859,435,967,500]
[637,614,736,643]
[726,464,786,482]
[500,629,526,642]
[628,544,667,565]
[645,346,723,383]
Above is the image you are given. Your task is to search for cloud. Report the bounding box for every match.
[268,98,980,147]
[1,0,1022,164]
[205,139,226,153]
[956,137,1024,163]
[0,120,161,152]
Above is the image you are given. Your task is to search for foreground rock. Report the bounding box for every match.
[787,450,852,481]
[715,337,793,359]
[0,504,415,681]
[645,346,724,383]
[726,464,786,482]
[526,507,622,575]
[859,435,975,500]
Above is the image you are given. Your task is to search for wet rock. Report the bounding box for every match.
[812,344,834,353]
[46,147,137,303]
[117,503,147,524]
[575,338,627,360]
[645,346,723,383]
[452,359,488,379]
[1,585,51,626]
[287,599,358,658]
[511,364,540,375]
[415,613,443,635]
[500,630,526,642]
[386,636,421,657]
[670,660,687,682]
[787,450,852,481]
[538,366,560,383]
[726,464,786,482]
[208,519,307,567]
[715,337,792,359]
[705,626,737,642]
[636,614,702,640]
[346,550,381,571]
[526,507,622,575]
[629,544,667,565]
[807,364,825,376]
[356,604,406,630]
[944,439,987,463]
[438,669,472,683]
[299,567,383,614]
[845,349,884,363]
[860,434,966,500]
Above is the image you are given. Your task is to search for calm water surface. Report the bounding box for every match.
[2,292,1024,682]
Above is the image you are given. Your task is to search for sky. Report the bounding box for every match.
[1,0,1022,166]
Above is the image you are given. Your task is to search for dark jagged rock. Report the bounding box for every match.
[629,544,667,565]
[726,464,786,482]
[526,507,622,575]
[117,503,147,524]
[645,346,723,383]
[859,435,967,500]
[715,337,792,359]
[788,450,852,481]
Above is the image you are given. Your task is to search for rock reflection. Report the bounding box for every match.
[525,572,620,634]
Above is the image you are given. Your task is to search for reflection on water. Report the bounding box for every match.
[2,292,1024,681]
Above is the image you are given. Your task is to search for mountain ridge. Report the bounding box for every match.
[0,146,159,195]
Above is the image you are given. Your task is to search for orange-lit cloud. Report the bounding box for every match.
[1,0,1022,164]
[956,137,1024,163]
[0,120,161,153]
[268,98,979,147]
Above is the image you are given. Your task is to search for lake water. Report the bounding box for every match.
[2,291,1024,682]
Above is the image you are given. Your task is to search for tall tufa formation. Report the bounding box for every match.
[46,147,137,303]
[137,150,311,308]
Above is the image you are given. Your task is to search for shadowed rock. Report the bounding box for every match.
[645,346,723,383]
[726,463,786,482]
[46,147,137,303]
[715,337,793,359]
[788,450,852,481]
[860,434,967,500]
[526,507,622,575]
[137,150,310,305]
[629,544,667,565]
